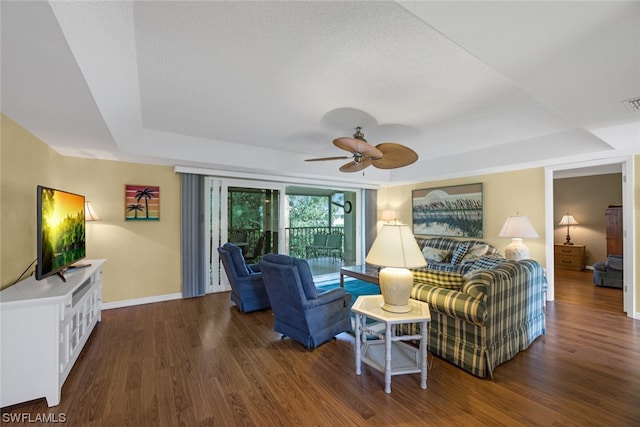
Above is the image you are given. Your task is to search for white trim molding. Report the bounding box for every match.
[101,292,183,310]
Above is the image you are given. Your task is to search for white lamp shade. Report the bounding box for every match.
[380,210,397,222]
[558,214,579,226]
[366,224,426,268]
[498,215,538,238]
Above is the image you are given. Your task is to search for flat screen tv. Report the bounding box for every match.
[36,185,86,281]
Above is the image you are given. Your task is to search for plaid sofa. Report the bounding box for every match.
[415,237,501,274]
[403,259,547,378]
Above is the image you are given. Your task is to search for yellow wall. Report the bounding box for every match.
[377,169,547,265]
[1,115,181,302]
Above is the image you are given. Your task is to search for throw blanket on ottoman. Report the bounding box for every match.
[403,259,547,378]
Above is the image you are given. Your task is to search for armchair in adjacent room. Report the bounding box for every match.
[259,254,352,349]
[218,243,271,312]
[593,255,623,289]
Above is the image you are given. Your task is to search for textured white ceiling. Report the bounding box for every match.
[2,1,638,185]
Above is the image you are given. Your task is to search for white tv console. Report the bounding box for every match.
[0,259,105,408]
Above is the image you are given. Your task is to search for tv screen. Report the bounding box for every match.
[36,185,86,281]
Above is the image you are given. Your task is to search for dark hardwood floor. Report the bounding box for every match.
[2,270,638,426]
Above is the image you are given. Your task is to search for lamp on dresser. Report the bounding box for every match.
[498,213,539,261]
[558,213,579,245]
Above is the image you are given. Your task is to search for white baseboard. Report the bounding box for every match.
[101,292,183,310]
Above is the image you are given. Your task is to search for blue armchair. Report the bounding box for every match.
[259,254,352,349]
[218,243,271,312]
[593,255,623,289]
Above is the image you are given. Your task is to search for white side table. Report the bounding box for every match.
[351,295,430,394]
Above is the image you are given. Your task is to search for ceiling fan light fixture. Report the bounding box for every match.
[352,126,366,141]
[306,126,418,172]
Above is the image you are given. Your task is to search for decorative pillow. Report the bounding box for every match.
[412,269,466,290]
[421,246,450,262]
[462,244,489,262]
[450,242,470,265]
[469,255,506,271]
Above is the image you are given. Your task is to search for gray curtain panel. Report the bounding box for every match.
[181,173,206,298]
[364,189,377,255]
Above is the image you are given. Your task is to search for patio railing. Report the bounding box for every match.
[226,226,344,261]
[284,226,344,259]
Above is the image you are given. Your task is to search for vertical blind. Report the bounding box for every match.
[364,189,377,255]
[180,173,206,298]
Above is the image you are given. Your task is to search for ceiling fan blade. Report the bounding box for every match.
[371,143,419,169]
[333,137,383,159]
[339,158,372,173]
[305,156,350,162]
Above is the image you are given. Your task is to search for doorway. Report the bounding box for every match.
[284,186,360,279]
[206,178,284,294]
[545,157,635,318]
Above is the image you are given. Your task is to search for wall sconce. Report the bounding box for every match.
[558,213,579,245]
[85,201,101,221]
[498,213,539,260]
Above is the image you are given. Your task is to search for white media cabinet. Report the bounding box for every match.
[0,259,105,408]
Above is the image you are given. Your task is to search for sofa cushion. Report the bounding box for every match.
[421,246,450,262]
[412,269,467,290]
[450,242,470,265]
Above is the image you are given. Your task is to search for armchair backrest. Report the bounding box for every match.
[259,253,317,300]
[218,243,250,278]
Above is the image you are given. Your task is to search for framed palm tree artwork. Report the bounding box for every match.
[125,185,159,221]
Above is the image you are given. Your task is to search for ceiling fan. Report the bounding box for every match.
[305,127,418,172]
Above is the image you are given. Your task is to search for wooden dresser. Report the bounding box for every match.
[554,244,586,271]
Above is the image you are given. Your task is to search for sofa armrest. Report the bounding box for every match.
[411,282,487,325]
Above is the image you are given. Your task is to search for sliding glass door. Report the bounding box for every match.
[207,178,283,293]
[227,186,280,264]
[206,177,365,292]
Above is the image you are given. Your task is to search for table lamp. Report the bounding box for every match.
[498,214,539,260]
[380,210,397,224]
[365,223,426,313]
[558,213,579,245]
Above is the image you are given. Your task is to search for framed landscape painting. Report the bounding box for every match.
[412,183,483,237]
[125,185,159,221]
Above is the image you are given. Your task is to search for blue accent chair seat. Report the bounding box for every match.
[218,243,271,312]
[259,254,352,349]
